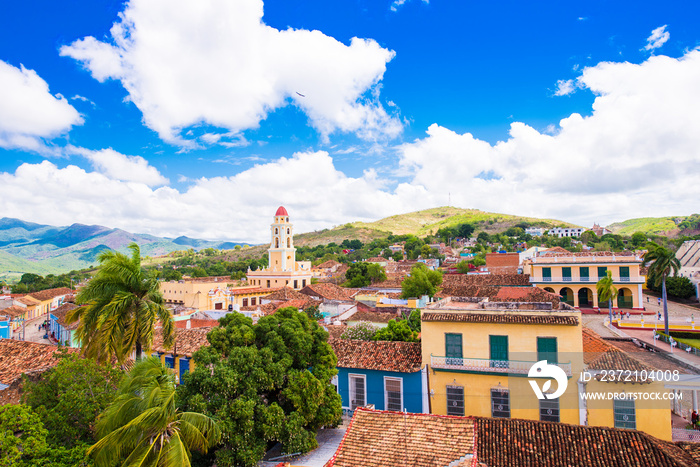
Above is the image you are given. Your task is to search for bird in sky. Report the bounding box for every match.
[296,92,305,97]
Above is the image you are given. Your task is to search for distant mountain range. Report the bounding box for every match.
[0,218,245,282]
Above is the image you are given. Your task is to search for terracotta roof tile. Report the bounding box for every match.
[314,260,342,269]
[50,303,79,329]
[27,287,73,302]
[0,339,78,386]
[262,287,309,301]
[582,328,651,376]
[442,273,531,288]
[300,283,354,301]
[329,339,422,373]
[152,327,211,357]
[325,408,476,467]
[475,416,697,467]
[16,296,40,306]
[274,298,320,312]
[324,324,348,340]
[422,311,579,326]
[1,305,28,318]
[343,310,399,324]
[326,409,698,467]
[240,302,278,316]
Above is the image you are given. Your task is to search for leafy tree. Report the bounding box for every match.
[596,270,618,327]
[89,357,220,467]
[22,353,122,447]
[68,243,175,363]
[456,261,472,274]
[420,244,432,258]
[374,319,419,342]
[405,309,421,332]
[401,263,443,299]
[340,321,378,340]
[457,223,475,239]
[392,251,404,262]
[160,268,183,281]
[304,304,323,321]
[0,405,48,467]
[643,241,681,335]
[343,262,386,288]
[177,308,341,466]
[593,241,612,252]
[664,276,696,300]
[471,255,486,267]
[477,232,491,244]
[630,232,647,248]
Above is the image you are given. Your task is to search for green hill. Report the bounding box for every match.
[606,216,687,236]
[351,206,576,237]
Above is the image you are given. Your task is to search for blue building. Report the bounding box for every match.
[329,339,427,414]
[49,303,79,347]
[151,326,212,384]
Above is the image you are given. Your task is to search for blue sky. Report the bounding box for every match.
[1,0,699,242]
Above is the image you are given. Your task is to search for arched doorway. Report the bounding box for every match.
[560,287,574,307]
[618,288,633,309]
[578,288,593,307]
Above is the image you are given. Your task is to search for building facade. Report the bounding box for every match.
[527,251,645,310]
[247,206,312,290]
[548,227,585,238]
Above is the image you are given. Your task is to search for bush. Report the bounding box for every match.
[374,319,419,342]
[647,275,696,300]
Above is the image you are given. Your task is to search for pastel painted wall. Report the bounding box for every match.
[337,367,424,414]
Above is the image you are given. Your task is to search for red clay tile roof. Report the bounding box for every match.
[329,339,422,373]
[263,287,309,301]
[0,339,78,386]
[16,296,40,306]
[50,303,79,329]
[369,274,405,289]
[324,324,349,340]
[274,298,320,312]
[1,305,28,318]
[365,257,387,263]
[582,328,651,375]
[151,327,211,357]
[475,416,697,467]
[325,408,476,467]
[240,302,278,316]
[28,287,73,302]
[314,260,342,269]
[343,310,399,324]
[442,273,531,288]
[326,409,698,467]
[485,253,519,268]
[228,287,273,296]
[300,283,354,301]
[422,312,579,326]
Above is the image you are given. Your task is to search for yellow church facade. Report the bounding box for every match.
[247,206,312,290]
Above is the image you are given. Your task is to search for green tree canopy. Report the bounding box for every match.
[643,241,681,334]
[68,243,174,363]
[630,231,647,248]
[22,353,122,447]
[374,319,419,342]
[89,357,220,467]
[596,270,618,325]
[177,308,342,467]
[401,263,443,299]
[0,405,48,467]
[343,262,387,288]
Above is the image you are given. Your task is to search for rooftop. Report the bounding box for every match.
[582,328,652,376]
[151,327,211,357]
[343,309,399,324]
[325,408,699,467]
[300,283,354,302]
[0,339,78,386]
[263,287,309,302]
[27,287,74,302]
[329,339,422,373]
[275,206,288,216]
[50,302,79,329]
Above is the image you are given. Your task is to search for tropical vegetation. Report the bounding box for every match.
[67,243,174,363]
[596,270,618,327]
[89,357,220,467]
[401,263,443,298]
[643,241,681,334]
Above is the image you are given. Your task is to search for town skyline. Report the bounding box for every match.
[1,0,699,241]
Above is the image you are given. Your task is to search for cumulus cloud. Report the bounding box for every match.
[0,152,425,242]
[0,60,82,152]
[60,0,401,146]
[644,25,670,51]
[68,146,169,186]
[396,49,700,225]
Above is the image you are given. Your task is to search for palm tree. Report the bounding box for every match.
[67,243,174,363]
[89,357,221,467]
[643,241,680,335]
[596,270,618,327]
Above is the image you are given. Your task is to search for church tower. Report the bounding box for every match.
[268,206,296,271]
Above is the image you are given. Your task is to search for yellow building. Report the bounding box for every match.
[160,277,271,312]
[247,206,312,290]
[526,251,645,310]
[420,297,672,441]
[421,297,584,426]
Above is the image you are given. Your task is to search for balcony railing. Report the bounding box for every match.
[431,355,572,377]
[531,276,641,283]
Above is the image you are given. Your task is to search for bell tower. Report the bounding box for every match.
[269,206,296,271]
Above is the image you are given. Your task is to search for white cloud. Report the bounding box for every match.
[0,60,82,152]
[390,0,429,12]
[60,0,401,146]
[554,79,576,96]
[68,146,169,186]
[644,25,670,51]
[0,152,424,242]
[396,49,700,226]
